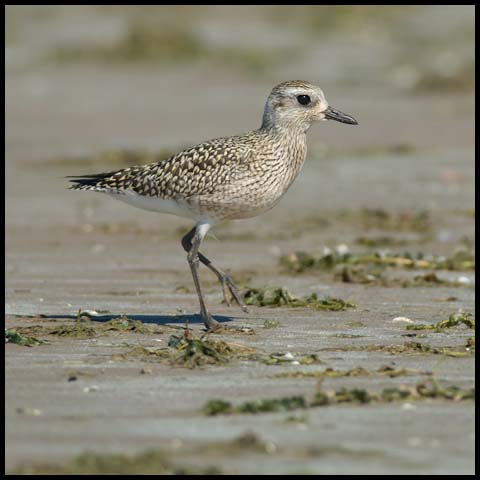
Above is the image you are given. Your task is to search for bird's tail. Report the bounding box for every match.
[66,170,123,191]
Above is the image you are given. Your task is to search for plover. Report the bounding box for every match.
[69,80,357,330]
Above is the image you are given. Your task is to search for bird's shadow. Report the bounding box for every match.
[38,313,234,326]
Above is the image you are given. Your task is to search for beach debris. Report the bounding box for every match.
[5,329,46,346]
[204,378,474,415]
[406,311,475,332]
[242,287,355,311]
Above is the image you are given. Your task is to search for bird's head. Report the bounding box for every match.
[262,80,358,131]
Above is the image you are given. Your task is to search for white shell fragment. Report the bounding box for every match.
[391,317,414,323]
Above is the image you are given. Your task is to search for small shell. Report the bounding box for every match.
[391,317,414,323]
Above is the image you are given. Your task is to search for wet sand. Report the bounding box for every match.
[5,5,475,475]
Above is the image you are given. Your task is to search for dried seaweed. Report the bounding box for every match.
[263,319,281,329]
[322,341,471,357]
[204,396,307,415]
[263,352,323,366]
[5,329,46,346]
[13,317,163,339]
[281,249,474,274]
[406,311,475,332]
[273,367,369,379]
[204,379,474,415]
[209,325,256,335]
[336,265,472,288]
[113,329,256,368]
[272,365,426,379]
[243,287,355,311]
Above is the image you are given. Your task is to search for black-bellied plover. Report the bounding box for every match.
[69,80,357,330]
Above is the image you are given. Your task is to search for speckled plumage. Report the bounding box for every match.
[69,80,357,329]
[69,128,307,223]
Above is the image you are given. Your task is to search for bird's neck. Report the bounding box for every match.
[258,112,310,147]
[258,122,308,155]
[257,122,308,192]
[260,112,312,135]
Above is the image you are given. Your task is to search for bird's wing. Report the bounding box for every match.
[68,137,253,198]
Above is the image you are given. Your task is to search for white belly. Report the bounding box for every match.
[107,190,198,220]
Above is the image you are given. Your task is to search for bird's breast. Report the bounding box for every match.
[220,139,308,219]
[258,136,308,196]
[189,133,308,221]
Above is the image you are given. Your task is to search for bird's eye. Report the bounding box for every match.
[297,95,311,105]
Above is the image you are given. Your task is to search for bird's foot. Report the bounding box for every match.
[219,273,249,313]
[202,311,221,331]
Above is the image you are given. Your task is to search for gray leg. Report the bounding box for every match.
[185,225,219,330]
[182,227,248,312]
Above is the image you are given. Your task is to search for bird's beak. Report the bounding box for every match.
[324,106,358,125]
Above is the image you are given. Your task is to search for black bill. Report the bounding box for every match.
[324,106,358,125]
